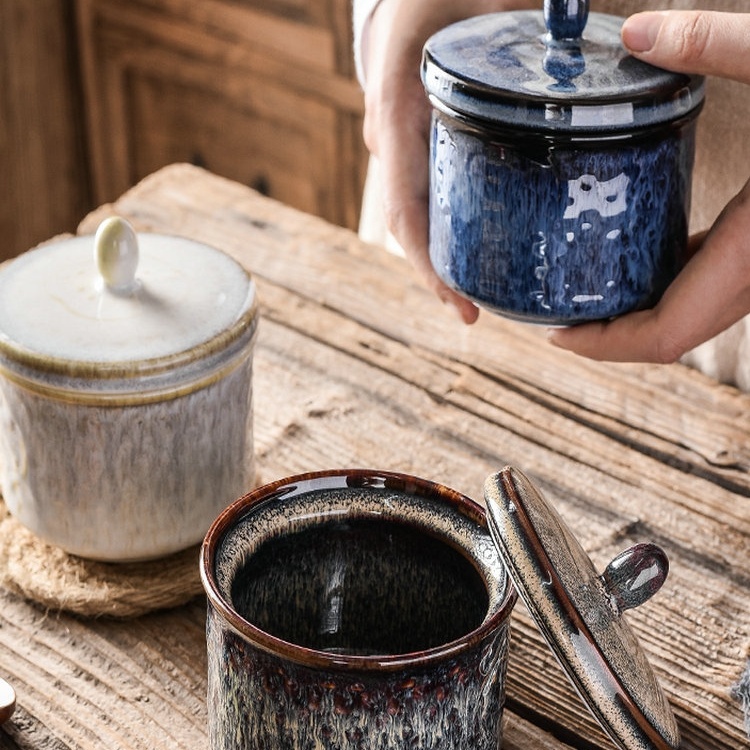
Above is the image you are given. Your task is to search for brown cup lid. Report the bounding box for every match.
[484,467,679,750]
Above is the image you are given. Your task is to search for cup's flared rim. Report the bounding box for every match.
[200,468,518,673]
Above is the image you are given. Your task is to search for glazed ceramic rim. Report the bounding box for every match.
[0,295,258,404]
[0,293,258,381]
[201,469,518,673]
[427,96,704,145]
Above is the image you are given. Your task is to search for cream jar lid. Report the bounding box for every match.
[0,218,257,399]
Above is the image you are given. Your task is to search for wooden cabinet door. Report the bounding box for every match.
[0,0,91,260]
[76,0,368,230]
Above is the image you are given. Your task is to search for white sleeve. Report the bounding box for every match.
[353,0,385,86]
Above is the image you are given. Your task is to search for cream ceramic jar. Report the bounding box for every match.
[0,218,258,561]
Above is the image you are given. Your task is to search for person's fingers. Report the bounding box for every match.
[548,181,750,363]
[622,11,750,84]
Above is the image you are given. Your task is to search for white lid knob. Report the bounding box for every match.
[95,216,140,294]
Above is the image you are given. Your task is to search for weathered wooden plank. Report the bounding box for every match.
[248,311,747,749]
[67,164,750,749]
[81,165,750,493]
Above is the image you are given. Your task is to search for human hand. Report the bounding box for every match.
[549,10,750,363]
[362,0,536,324]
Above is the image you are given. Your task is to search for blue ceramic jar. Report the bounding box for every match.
[422,7,705,324]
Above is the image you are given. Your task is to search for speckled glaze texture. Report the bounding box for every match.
[484,467,679,750]
[201,470,517,750]
[422,10,704,324]
[429,114,697,323]
[0,227,259,561]
[207,612,509,750]
[0,345,256,561]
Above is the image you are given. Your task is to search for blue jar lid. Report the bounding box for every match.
[422,10,705,133]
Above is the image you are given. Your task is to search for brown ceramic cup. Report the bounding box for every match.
[200,469,517,750]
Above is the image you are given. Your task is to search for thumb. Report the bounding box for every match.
[622,11,750,84]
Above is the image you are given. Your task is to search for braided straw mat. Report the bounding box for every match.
[0,497,203,618]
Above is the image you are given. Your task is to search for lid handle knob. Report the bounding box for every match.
[600,542,669,614]
[544,0,589,41]
[95,216,140,294]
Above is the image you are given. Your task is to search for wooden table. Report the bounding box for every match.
[0,163,748,749]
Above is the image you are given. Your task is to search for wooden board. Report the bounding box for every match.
[0,163,746,749]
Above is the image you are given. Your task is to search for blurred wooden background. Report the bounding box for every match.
[0,0,368,261]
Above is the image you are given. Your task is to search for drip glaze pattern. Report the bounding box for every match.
[202,470,516,750]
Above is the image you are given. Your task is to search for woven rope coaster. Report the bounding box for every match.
[0,497,204,618]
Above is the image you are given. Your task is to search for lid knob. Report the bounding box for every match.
[600,542,669,614]
[483,467,681,750]
[95,216,140,294]
[544,0,589,40]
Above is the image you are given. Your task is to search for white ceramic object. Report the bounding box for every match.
[0,217,258,561]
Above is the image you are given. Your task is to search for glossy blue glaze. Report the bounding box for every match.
[429,113,697,323]
[422,10,704,324]
[544,0,589,40]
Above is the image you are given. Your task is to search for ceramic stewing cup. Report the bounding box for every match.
[200,469,517,750]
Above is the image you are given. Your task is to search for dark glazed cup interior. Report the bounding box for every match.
[232,514,489,655]
[201,469,517,750]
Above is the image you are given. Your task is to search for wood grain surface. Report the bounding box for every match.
[0,0,91,261]
[0,163,747,749]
